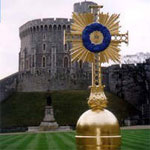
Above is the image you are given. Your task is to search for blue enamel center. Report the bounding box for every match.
[82,23,111,53]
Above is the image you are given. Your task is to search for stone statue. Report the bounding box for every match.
[39,93,58,131]
[46,95,52,106]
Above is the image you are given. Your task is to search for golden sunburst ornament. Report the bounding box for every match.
[66,5,129,150]
[65,5,129,110]
[70,9,127,63]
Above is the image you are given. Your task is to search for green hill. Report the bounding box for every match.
[0,90,139,129]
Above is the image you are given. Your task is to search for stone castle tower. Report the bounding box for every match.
[19,1,97,74]
[17,1,97,91]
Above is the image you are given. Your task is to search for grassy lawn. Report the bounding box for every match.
[0,91,138,129]
[0,129,149,150]
[121,129,150,150]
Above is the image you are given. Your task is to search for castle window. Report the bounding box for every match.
[42,56,46,67]
[43,34,46,40]
[53,25,57,30]
[37,26,39,31]
[63,25,66,30]
[41,25,43,31]
[43,43,46,50]
[64,57,69,68]
[58,25,61,30]
[64,44,67,51]
[29,57,31,68]
[26,60,29,69]
[49,25,52,31]
[33,26,36,32]
[32,55,34,67]
[67,25,70,31]
[44,25,48,31]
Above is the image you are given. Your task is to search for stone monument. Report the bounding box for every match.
[39,94,58,131]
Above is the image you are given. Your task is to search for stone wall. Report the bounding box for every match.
[101,59,150,122]
[105,60,150,108]
[17,68,91,92]
[0,68,91,101]
[0,73,18,102]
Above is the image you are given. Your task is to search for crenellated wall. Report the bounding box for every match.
[19,18,71,39]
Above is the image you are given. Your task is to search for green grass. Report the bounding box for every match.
[121,129,150,150]
[0,91,138,129]
[0,132,76,150]
[0,129,149,150]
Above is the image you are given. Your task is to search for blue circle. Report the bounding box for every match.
[82,23,111,53]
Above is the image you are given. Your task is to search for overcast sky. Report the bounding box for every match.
[0,0,150,79]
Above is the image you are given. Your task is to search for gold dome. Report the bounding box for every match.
[76,109,121,150]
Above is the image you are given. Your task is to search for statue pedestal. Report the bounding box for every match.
[39,106,58,131]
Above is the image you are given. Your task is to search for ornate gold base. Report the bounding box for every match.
[76,109,121,150]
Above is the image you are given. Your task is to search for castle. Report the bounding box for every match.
[0,1,150,124]
[0,1,97,100]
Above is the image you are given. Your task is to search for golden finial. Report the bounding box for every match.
[65,4,128,111]
[67,2,129,150]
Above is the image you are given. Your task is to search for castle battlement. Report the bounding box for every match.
[19,0,98,38]
[19,18,72,39]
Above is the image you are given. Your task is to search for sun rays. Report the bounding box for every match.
[70,12,121,63]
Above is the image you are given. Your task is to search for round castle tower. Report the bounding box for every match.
[19,18,71,75]
[19,1,97,75]
[18,1,97,91]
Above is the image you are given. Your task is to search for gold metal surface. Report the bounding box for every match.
[88,85,107,111]
[90,31,103,44]
[66,4,128,111]
[76,109,121,150]
[64,3,128,150]
[65,8,128,64]
[112,31,129,45]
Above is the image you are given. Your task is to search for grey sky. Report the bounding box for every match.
[0,0,150,79]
